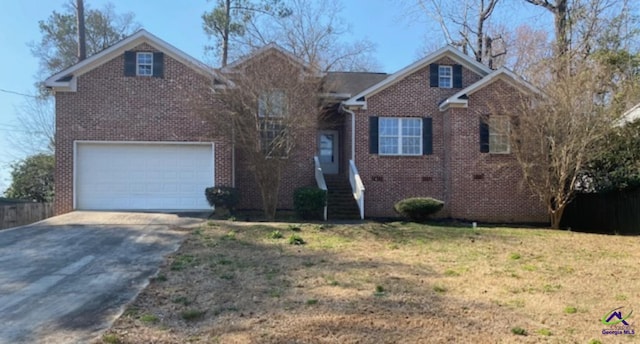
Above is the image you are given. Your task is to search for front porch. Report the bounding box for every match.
[314,106,364,220]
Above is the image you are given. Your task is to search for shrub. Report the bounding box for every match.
[511,327,527,336]
[289,234,305,245]
[293,186,327,220]
[204,186,239,212]
[393,197,444,222]
[269,230,283,239]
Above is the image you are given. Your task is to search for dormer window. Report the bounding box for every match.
[430,63,462,88]
[124,51,164,78]
[438,65,452,88]
[137,52,153,76]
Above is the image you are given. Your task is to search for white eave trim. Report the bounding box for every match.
[438,67,540,111]
[44,29,223,92]
[344,45,492,107]
[46,77,78,92]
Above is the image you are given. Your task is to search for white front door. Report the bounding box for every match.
[318,130,339,174]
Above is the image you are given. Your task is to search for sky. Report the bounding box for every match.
[0,0,550,194]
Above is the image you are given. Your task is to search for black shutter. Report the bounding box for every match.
[153,52,164,78]
[429,64,439,87]
[423,117,433,155]
[479,117,490,153]
[369,116,379,154]
[124,51,136,76]
[453,64,463,88]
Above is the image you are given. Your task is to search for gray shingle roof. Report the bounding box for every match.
[324,72,388,97]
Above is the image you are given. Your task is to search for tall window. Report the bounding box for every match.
[438,65,452,88]
[258,90,288,157]
[136,52,153,76]
[489,116,510,153]
[379,117,422,155]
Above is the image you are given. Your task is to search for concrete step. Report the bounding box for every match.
[324,174,361,220]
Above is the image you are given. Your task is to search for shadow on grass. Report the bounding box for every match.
[105,221,537,343]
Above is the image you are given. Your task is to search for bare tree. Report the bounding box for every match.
[218,0,379,71]
[6,96,55,157]
[202,0,291,67]
[405,0,506,68]
[203,51,326,219]
[523,0,569,58]
[523,0,638,60]
[492,57,638,228]
[503,24,552,80]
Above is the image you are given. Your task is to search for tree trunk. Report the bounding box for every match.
[76,0,87,61]
[554,0,569,58]
[255,163,282,220]
[549,203,566,229]
[221,0,231,67]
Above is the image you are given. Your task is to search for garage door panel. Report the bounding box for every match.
[76,143,214,210]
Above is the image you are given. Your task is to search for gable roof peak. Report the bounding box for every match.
[343,45,493,107]
[222,43,321,74]
[44,29,221,92]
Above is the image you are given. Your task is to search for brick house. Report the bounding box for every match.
[45,30,546,222]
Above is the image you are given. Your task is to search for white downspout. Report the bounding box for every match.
[340,104,356,161]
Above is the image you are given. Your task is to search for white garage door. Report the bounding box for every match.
[76,142,214,210]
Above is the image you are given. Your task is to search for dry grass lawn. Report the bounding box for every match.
[97,221,640,343]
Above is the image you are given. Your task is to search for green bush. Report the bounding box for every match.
[204,186,239,212]
[293,186,327,220]
[289,234,306,245]
[394,197,444,222]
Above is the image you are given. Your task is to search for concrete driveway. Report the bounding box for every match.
[0,211,203,344]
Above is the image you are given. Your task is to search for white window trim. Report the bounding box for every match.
[379,117,423,156]
[489,116,511,154]
[438,65,453,88]
[136,52,153,76]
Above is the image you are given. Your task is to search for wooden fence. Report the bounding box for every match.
[0,202,54,230]
[561,189,640,235]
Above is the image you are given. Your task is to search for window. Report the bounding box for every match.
[489,116,510,153]
[260,119,288,157]
[258,90,286,118]
[438,65,452,88]
[379,117,422,155]
[258,90,288,157]
[137,52,153,76]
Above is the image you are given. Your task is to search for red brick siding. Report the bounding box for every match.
[352,58,477,217]
[353,59,546,222]
[54,43,232,215]
[447,80,547,222]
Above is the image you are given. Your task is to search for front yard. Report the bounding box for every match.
[98,221,639,343]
